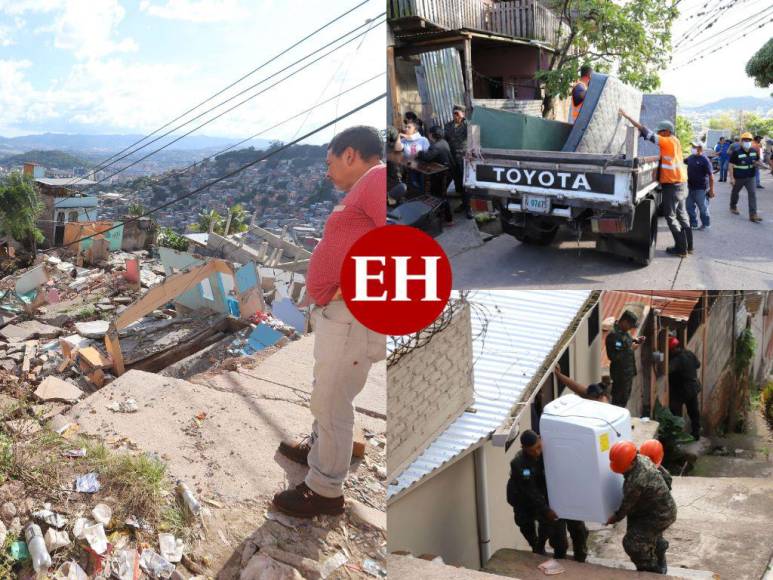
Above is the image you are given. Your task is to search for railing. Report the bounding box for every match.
[389,0,561,46]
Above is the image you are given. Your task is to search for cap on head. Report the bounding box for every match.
[668,336,680,351]
[640,439,665,467]
[609,440,637,474]
[520,429,539,448]
[657,120,675,133]
[620,310,639,326]
[741,132,753,140]
[453,104,465,114]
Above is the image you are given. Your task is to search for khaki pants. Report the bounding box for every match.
[305,300,385,497]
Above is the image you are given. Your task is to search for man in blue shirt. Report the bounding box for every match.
[714,136,731,182]
[686,142,714,230]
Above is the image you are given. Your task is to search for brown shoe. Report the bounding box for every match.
[278,435,314,465]
[750,214,763,222]
[272,483,344,518]
[730,207,740,215]
[278,430,366,466]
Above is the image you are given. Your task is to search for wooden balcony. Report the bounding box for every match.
[388,0,561,46]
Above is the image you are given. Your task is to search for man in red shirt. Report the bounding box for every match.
[273,126,386,518]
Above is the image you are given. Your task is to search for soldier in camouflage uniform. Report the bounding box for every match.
[607,442,677,575]
[605,310,645,408]
[443,105,471,219]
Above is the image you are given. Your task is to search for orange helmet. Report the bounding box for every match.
[640,439,665,467]
[609,440,637,474]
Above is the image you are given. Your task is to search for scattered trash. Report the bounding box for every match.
[320,551,348,578]
[10,539,29,561]
[111,549,141,580]
[125,515,153,533]
[109,398,139,413]
[33,507,68,529]
[63,448,87,458]
[158,533,184,563]
[53,561,89,580]
[537,559,566,575]
[177,480,201,516]
[92,503,112,526]
[361,558,386,577]
[75,472,101,493]
[83,522,108,554]
[139,548,176,579]
[195,411,207,421]
[44,528,71,552]
[72,517,90,540]
[25,522,52,573]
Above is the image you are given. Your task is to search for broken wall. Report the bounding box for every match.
[121,218,157,251]
[387,303,474,478]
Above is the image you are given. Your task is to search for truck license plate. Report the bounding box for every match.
[523,195,550,214]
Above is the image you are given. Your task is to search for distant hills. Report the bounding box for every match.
[0,132,273,155]
[681,96,773,113]
[0,149,89,169]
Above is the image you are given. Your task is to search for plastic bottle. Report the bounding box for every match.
[176,480,201,516]
[24,523,52,573]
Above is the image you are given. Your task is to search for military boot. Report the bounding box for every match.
[656,538,669,574]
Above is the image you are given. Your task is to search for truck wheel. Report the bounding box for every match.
[511,224,558,246]
[634,208,658,266]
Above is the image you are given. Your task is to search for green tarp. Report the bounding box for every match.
[470,106,572,152]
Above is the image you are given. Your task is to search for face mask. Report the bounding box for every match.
[690,148,697,155]
[742,141,752,150]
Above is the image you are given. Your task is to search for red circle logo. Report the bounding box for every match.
[340,225,452,335]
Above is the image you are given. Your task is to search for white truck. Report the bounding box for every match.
[465,118,664,266]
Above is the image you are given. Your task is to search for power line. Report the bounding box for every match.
[671,14,773,69]
[46,93,385,253]
[70,15,385,193]
[66,0,375,188]
[674,3,772,53]
[102,73,384,196]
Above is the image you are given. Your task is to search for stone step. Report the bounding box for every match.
[484,548,718,580]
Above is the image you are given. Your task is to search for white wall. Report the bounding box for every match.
[388,453,480,569]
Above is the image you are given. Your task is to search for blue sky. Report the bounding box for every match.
[0,0,386,143]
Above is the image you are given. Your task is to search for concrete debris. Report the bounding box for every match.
[108,398,139,413]
[5,418,41,436]
[74,320,110,339]
[240,554,304,580]
[34,376,83,403]
[348,499,387,532]
[0,320,62,342]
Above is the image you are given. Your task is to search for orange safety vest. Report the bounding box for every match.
[658,135,688,184]
[570,80,587,122]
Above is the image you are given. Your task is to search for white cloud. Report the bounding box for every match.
[139,0,248,22]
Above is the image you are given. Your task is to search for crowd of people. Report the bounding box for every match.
[389,104,472,220]
[506,308,702,574]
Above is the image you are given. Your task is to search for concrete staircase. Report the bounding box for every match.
[484,548,717,580]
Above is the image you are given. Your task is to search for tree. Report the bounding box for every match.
[127,202,146,217]
[746,38,773,90]
[743,113,773,138]
[537,0,679,118]
[676,115,694,149]
[225,204,249,234]
[0,172,44,252]
[157,227,189,252]
[192,209,224,234]
[708,113,737,133]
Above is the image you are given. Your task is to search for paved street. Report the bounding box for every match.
[448,168,773,290]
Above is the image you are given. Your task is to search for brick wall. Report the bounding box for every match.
[388,303,474,477]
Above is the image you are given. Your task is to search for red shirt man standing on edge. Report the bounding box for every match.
[273,125,386,518]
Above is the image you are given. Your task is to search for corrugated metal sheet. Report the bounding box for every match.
[388,289,593,499]
[420,48,465,127]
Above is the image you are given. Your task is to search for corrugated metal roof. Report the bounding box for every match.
[388,290,593,499]
[35,178,96,187]
[600,290,702,368]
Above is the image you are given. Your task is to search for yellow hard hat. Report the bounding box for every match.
[741,132,753,140]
